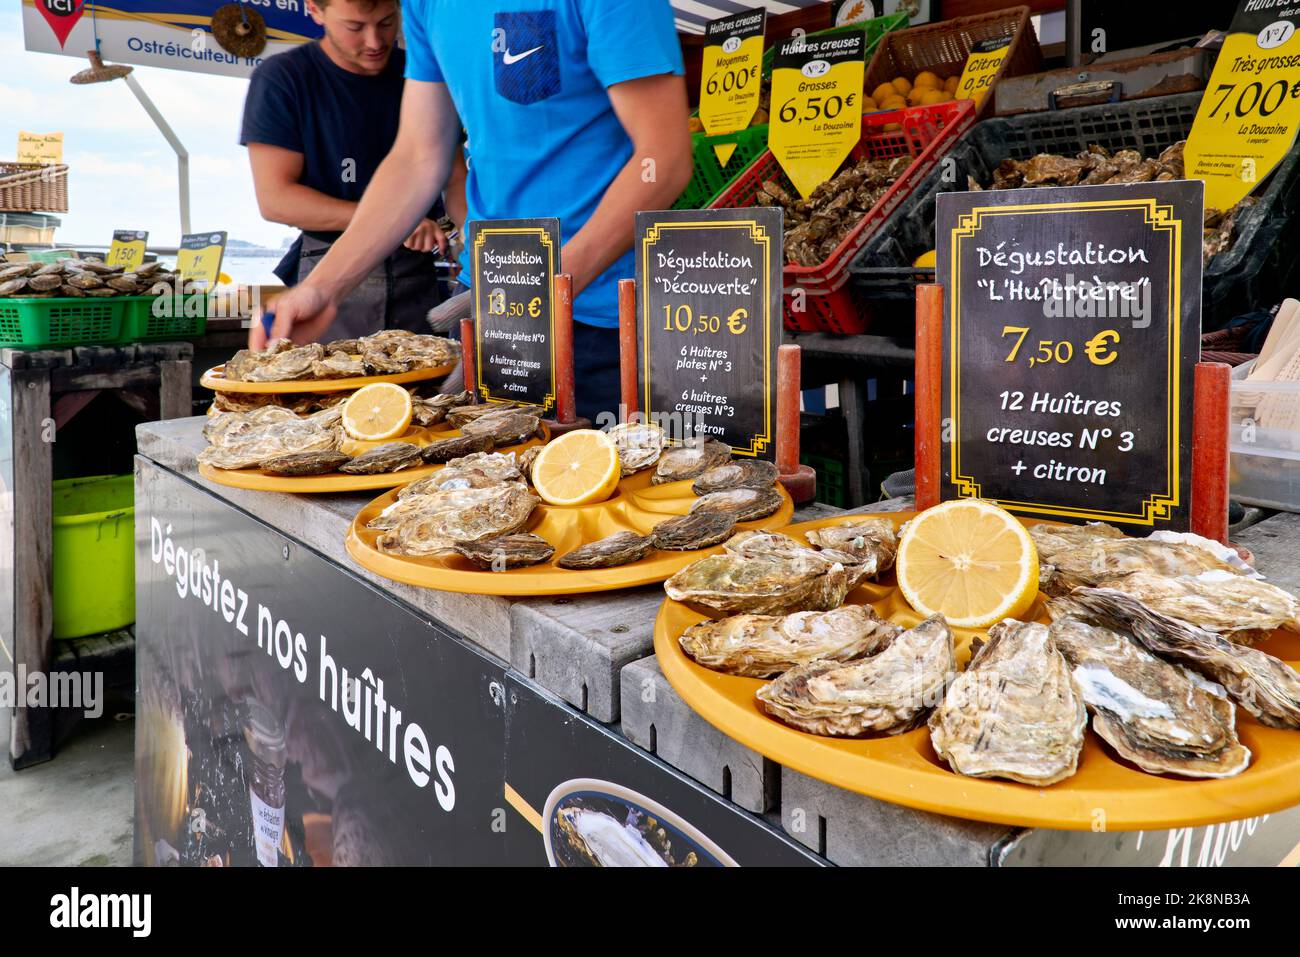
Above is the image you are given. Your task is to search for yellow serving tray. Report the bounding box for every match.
[201,362,456,394]
[345,469,795,596]
[655,511,1300,832]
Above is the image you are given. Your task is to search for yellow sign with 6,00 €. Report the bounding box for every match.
[1186,3,1300,212]
[698,10,766,167]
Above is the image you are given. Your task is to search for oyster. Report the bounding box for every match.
[0,278,28,296]
[928,620,1086,786]
[1045,612,1250,778]
[517,445,542,481]
[260,450,352,476]
[324,338,362,355]
[399,451,521,497]
[652,440,731,485]
[1063,588,1300,729]
[377,484,540,556]
[224,342,324,382]
[198,420,336,470]
[805,518,898,575]
[446,402,519,429]
[652,510,737,550]
[0,263,35,281]
[690,487,783,522]
[311,352,366,379]
[691,459,778,495]
[1038,538,1245,596]
[65,272,105,290]
[680,604,898,678]
[608,422,666,475]
[338,442,423,475]
[27,273,62,292]
[421,433,495,463]
[459,410,541,446]
[757,615,957,736]
[367,486,505,532]
[361,332,459,374]
[1028,521,1125,562]
[1093,570,1300,643]
[453,533,554,570]
[554,807,670,868]
[558,531,655,570]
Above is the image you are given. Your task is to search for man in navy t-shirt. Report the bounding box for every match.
[240,0,455,340]
[251,0,691,422]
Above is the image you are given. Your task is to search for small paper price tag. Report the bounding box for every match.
[17,131,63,165]
[698,10,767,167]
[106,230,148,272]
[177,232,228,290]
[953,36,1011,109]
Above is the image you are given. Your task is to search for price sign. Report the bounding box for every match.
[937,180,1203,532]
[469,218,559,411]
[1186,0,1300,212]
[176,231,227,290]
[106,230,148,272]
[635,207,782,458]
[17,131,62,165]
[769,32,866,199]
[698,10,766,167]
[953,36,1011,110]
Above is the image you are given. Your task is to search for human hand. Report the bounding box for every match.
[248,282,338,349]
[403,218,448,255]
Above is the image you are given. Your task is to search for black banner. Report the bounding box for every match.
[634,207,782,458]
[469,218,560,411]
[937,181,1202,531]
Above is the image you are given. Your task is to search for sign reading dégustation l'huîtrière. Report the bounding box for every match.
[635,207,782,459]
[469,218,560,412]
[938,180,1203,531]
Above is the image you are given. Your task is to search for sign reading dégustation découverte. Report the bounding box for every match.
[698,9,766,166]
[937,180,1203,531]
[469,218,560,412]
[635,207,782,459]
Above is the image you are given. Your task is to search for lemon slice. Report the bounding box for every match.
[530,429,621,506]
[341,382,413,442]
[896,499,1039,629]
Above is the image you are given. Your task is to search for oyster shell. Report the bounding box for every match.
[198,419,337,470]
[680,604,898,678]
[377,484,540,556]
[360,333,459,374]
[517,445,542,482]
[225,342,324,382]
[453,533,554,570]
[757,615,957,736]
[805,518,898,575]
[27,273,62,292]
[554,807,669,868]
[692,459,778,494]
[459,410,541,445]
[0,278,28,296]
[1038,539,1245,596]
[1063,588,1300,729]
[1045,611,1250,778]
[421,433,495,463]
[652,440,731,485]
[260,450,352,476]
[557,531,655,570]
[311,352,366,379]
[1028,521,1125,562]
[446,402,524,430]
[652,510,737,550]
[338,442,424,475]
[928,620,1086,786]
[399,451,521,497]
[608,422,666,475]
[1093,570,1300,643]
[689,487,783,522]
[367,486,505,532]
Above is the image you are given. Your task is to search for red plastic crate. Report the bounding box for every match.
[711,99,975,333]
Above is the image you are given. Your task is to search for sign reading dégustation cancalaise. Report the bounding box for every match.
[469,218,560,412]
[937,180,1203,531]
[635,207,782,459]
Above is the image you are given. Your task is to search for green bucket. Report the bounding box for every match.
[52,474,135,640]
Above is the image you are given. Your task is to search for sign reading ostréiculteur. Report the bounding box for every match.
[635,207,782,459]
[937,180,1203,531]
[469,218,560,411]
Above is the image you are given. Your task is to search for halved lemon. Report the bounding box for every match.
[896,499,1039,629]
[341,382,413,442]
[530,429,621,506]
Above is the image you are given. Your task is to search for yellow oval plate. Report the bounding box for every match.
[200,362,456,394]
[655,512,1300,832]
[345,469,795,596]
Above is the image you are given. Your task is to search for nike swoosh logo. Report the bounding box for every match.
[502,45,543,65]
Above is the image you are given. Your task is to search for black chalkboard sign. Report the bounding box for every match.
[635,207,783,458]
[937,180,1203,531]
[469,218,560,410]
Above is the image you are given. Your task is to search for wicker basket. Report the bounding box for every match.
[0,162,69,213]
[863,6,1042,120]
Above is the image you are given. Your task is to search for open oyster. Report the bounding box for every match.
[609,422,666,475]
[260,450,352,476]
[757,615,956,736]
[653,510,737,550]
[360,332,459,374]
[692,459,778,495]
[338,442,423,475]
[652,440,731,485]
[421,433,495,463]
[453,533,554,570]
[367,486,506,532]
[224,341,324,382]
[377,484,539,556]
[689,487,783,522]
[1064,588,1300,729]
[1038,539,1246,595]
[680,604,898,678]
[805,518,898,575]
[1045,611,1250,778]
[399,451,521,497]
[198,420,336,470]
[554,807,670,867]
[929,620,1086,786]
[202,407,298,447]
[557,531,655,570]
[1028,521,1125,561]
[1094,570,1300,643]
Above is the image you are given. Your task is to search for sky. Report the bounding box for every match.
[1,4,294,250]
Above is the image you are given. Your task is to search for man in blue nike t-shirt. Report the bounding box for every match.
[252,0,691,422]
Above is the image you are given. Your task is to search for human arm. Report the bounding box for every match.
[443,145,468,231]
[247,142,359,232]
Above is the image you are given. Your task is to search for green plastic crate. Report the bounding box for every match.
[0,296,129,348]
[122,292,208,341]
[52,474,135,640]
[803,452,847,508]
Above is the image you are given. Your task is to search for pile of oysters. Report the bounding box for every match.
[0,258,178,298]
[223,330,459,383]
[673,513,1300,786]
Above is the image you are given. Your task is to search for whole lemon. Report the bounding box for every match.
[891,76,913,96]
[915,70,941,90]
